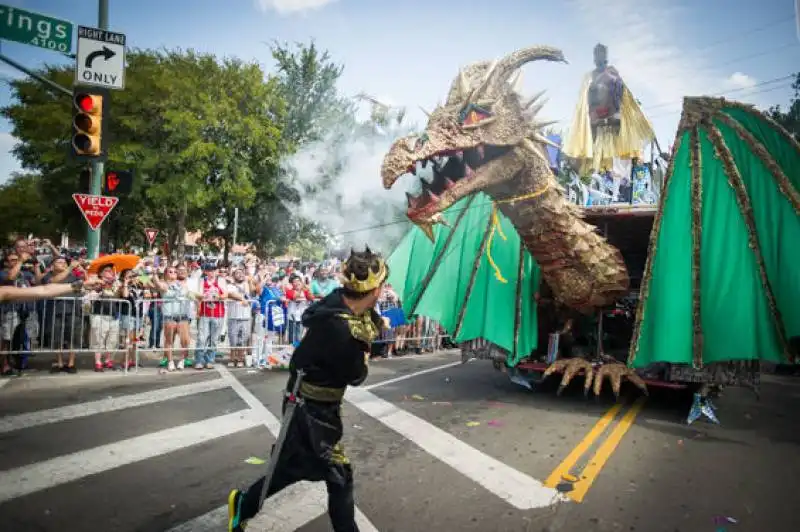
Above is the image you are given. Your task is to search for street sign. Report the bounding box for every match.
[72,193,118,231]
[75,26,126,90]
[145,228,158,246]
[0,5,73,53]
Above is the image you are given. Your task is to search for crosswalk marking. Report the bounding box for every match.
[363,360,462,391]
[168,481,380,532]
[0,378,229,434]
[345,386,562,510]
[0,409,261,505]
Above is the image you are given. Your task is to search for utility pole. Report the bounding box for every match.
[86,0,109,259]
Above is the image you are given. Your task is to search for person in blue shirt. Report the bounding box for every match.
[310,267,340,299]
[259,275,286,336]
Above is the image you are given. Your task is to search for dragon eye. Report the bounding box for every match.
[411,133,429,151]
[459,104,493,127]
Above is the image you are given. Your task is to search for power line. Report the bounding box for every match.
[646,81,795,121]
[688,15,797,54]
[643,74,795,113]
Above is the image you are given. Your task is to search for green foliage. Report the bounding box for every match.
[0,173,60,241]
[1,49,286,254]
[768,72,799,138]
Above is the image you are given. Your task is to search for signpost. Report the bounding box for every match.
[73,193,118,231]
[0,4,73,53]
[145,228,158,248]
[75,25,126,90]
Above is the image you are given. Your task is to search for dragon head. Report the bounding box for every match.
[381,46,567,236]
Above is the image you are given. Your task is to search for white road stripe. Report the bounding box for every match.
[166,482,327,532]
[364,361,463,390]
[344,387,561,510]
[0,378,230,434]
[0,410,261,504]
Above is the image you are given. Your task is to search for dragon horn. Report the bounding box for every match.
[473,46,567,101]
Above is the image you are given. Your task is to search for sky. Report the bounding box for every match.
[0,0,798,185]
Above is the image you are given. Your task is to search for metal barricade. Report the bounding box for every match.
[0,296,136,371]
[373,299,449,356]
[0,294,451,373]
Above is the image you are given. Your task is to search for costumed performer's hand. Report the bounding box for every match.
[382,317,391,330]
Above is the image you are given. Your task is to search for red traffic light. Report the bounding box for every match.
[76,94,94,112]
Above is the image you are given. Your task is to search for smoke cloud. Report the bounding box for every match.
[281,114,417,255]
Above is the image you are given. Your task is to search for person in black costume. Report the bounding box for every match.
[227,247,389,532]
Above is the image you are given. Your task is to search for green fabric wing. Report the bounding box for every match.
[631,99,800,368]
[387,192,540,364]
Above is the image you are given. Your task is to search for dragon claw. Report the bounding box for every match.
[591,362,649,398]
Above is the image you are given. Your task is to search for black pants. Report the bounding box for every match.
[240,462,358,532]
[239,398,359,532]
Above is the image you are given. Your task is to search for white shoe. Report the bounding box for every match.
[236,361,244,368]
[167,360,176,372]
[194,363,204,370]
[205,363,215,369]
[176,359,185,370]
[227,361,235,368]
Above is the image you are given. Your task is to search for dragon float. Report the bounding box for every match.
[381,44,800,412]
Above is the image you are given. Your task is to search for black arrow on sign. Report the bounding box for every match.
[85,46,116,68]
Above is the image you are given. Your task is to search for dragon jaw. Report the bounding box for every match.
[380,46,567,234]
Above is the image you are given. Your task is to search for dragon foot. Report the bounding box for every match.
[543,358,594,397]
[592,362,649,398]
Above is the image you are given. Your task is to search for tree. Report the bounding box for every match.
[1,50,286,257]
[237,41,354,256]
[768,72,799,138]
[0,173,61,241]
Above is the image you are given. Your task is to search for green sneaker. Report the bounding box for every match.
[159,357,168,368]
[227,489,247,531]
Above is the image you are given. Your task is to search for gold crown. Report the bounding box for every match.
[340,259,388,293]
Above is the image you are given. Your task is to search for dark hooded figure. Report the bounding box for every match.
[227,247,389,532]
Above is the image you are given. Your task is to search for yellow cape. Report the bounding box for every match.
[562,73,656,174]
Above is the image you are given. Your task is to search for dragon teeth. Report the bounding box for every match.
[464,164,475,178]
[476,145,485,160]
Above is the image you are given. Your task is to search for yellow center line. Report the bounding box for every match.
[558,397,647,503]
[543,401,624,489]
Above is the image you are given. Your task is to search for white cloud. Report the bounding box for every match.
[726,71,758,90]
[254,0,337,15]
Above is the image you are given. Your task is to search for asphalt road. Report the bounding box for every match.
[0,351,798,532]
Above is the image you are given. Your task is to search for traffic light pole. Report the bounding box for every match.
[86,0,109,260]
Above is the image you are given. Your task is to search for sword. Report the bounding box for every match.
[257,368,306,511]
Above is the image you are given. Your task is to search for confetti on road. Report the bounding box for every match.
[466,421,481,427]
[244,457,266,465]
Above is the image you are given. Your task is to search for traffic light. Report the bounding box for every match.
[72,88,107,159]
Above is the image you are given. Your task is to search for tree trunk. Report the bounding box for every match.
[175,202,187,260]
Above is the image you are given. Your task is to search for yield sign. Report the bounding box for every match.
[72,193,118,231]
[145,228,158,246]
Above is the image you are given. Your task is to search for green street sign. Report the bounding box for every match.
[0,4,73,53]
